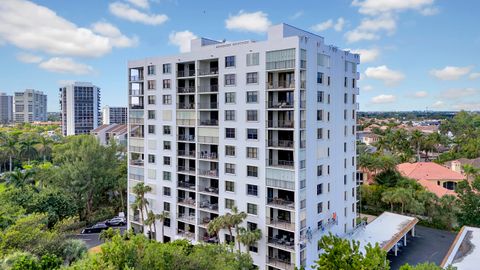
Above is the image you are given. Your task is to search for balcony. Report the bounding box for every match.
[198,169,218,178]
[268,159,294,169]
[199,185,219,195]
[129,75,143,81]
[267,120,294,129]
[268,140,294,149]
[130,159,144,166]
[177,213,196,224]
[198,85,219,93]
[199,119,218,126]
[267,257,295,270]
[130,104,144,110]
[267,218,295,232]
[178,134,195,142]
[267,80,295,90]
[267,197,295,210]
[266,59,295,70]
[198,102,219,110]
[177,103,195,110]
[178,197,196,207]
[177,230,195,240]
[198,68,219,76]
[177,70,195,77]
[177,86,196,94]
[177,119,196,126]
[197,136,219,144]
[177,181,196,191]
[198,151,218,160]
[177,166,196,175]
[268,236,295,251]
[199,201,219,212]
[129,89,144,96]
[178,150,196,158]
[267,101,294,109]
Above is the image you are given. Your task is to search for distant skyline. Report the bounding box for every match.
[0,0,479,111]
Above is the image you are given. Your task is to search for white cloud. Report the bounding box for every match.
[16,52,43,63]
[0,0,135,57]
[126,0,149,9]
[440,88,479,99]
[371,94,396,104]
[39,57,93,75]
[413,91,428,98]
[345,14,396,43]
[420,6,440,15]
[430,66,473,80]
[109,2,168,25]
[362,85,374,91]
[431,101,445,109]
[364,65,405,86]
[225,11,271,33]
[91,21,138,48]
[169,30,197,53]
[289,11,303,20]
[452,102,480,111]
[468,72,480,80]
[352,0,436,16]
[334,17,346,31]
[311,20,333,32]
[347,48,380,63]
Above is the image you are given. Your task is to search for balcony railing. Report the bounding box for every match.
[177,103,195,109]
[199,119,218,126]
[177,166,196,174]
[177,214,196,223]
[130,104,144,110]
[267,197,295,209]
[267,218,296,231]
[198,85,219,93]
[129,89,144,96]
[176,119,196,126]
[266,59,295,70]
[178,134,195,142]
[130,159,144,166]
[177,70,195,77]
[129,75,143,81]
[199,151,218,160]
[199,201,219,211]
[268,101,294,109]
[178,150,196,158]
[267,257,294,270]
[199,186,219,194]
[267,80,295,89]
[198,68,219,76]
[268,159,294,169]
[178,197,196,206]
[267,120,294,129]
[177,86,196,94]
[268,140,294,148]
[268,236,295,250]
[198,169,218,178]
[178,181,196,190]
[198,102,219,109]
[177,230,195,240]
[197,136,219,144]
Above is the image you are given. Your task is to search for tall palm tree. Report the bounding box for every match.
[145,210,156,240]
[207,216,224,243]
[6,168,35,188]
[36,136,53,162]
[131,183,152,230]
[381,189,396,212]
[392,188,412,214]
[236,227,262,254]
[19,139,39,162]
[224,206,247,249]
[410,130,424,162]
[1,136,18,171]
[155,211,169,243]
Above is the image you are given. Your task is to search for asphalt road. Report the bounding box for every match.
[388,225,456,269]
[71,226,127,249]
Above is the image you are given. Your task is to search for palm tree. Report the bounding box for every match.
[224,206,247,249]
[155,211,169,243]
[36,136,53,161]
[463,164,479,181]
[207,216,224,243]
[5,168,35,188]
[381,189,396,212]
[1,136,18,171]
[236,227,262,254]
[145,210,156,240]
[392,188,412,214]
[19,139,39,162]
[410,130,424,162]
[131,183,152,230]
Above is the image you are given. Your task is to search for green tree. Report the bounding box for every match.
[131,182,152,230]
[5,168,35,189]
[19,138,39,162]
[236,227,262,254]
[36,136,53,162]
[155,211,169,243]
[456,178,480,226]
[399,262,456,270]
[1,135,18,171]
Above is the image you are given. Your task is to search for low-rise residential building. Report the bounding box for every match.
[444,158,480,176]
[91,124,127,146]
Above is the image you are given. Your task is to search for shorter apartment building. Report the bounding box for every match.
[0,93,13,124]
[13,89,47,123]
[102,105,127,125]
[91,123,127,146]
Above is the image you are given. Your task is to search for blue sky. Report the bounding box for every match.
[0,0,479,112]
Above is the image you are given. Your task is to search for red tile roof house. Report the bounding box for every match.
[396,162,465,197]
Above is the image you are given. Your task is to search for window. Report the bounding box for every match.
[147,80,156,90]
[246,147,258,159]
[317,128,323,139]
[247,129,258,140]
[148,125,155,134]
[327,76,331,86]
[163,125,171,135]
[344,93,348,104]
[225,92,236,103]
[162,95,171,105]
[317,53,330,67]
[225,56,235,67]
[247,222,257,231]
[317,165,323,176]
[247,203,258,215]
[317,184,323,195]
[249,245,258,253]
[147,95,156,104]
[225,110,236,121]
[247,184,258,196]
[246,52,259,66]
[317,202,323,213]
[148,110,155,119]
[247,166,258,177]
[352,78,356,88]
[225,145,236,156]
[225,163,236,174]
[246,72,258,84]
[225,128,236,139]
[317,72,324,84]
[148,154,155,164]
[225,199,235,209]
[163,187,171,196]
[163,63,171,74]
[163,171,171,181]
[163,141,171,150]
[246,110,258,121]
[246,91,258,103]
[163,79,171,89]
[163,156,170,165]
[317,91,324,103]
[344,142,347,152]
[317,110,323,121]
[147,65,155,75]
[224,74,236,86]
[163,202,170,211]
[225,181,235,192]
[344,77,348,87]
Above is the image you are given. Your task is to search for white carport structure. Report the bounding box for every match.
[441,226,480,270]
[350,212,418,256]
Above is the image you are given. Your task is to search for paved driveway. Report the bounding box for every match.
[71,226,127,249]
[388,225,456,269]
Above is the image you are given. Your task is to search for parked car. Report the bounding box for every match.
[81,223,108,234]
[106,217,126,227]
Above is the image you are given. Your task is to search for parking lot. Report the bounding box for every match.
[388,226,456,269]
[71,226,127,249]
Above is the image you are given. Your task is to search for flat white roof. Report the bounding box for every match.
[441,226,480,270]
[350,212,418,253]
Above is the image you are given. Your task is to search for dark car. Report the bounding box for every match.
[106,217,126,227]
[81,223,108,234]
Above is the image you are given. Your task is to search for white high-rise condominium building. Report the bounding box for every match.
[102,105,128,125]
[127,24,359,270]
[0,93,13,124]
[59,82,101,136]
[13,89,47,123]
